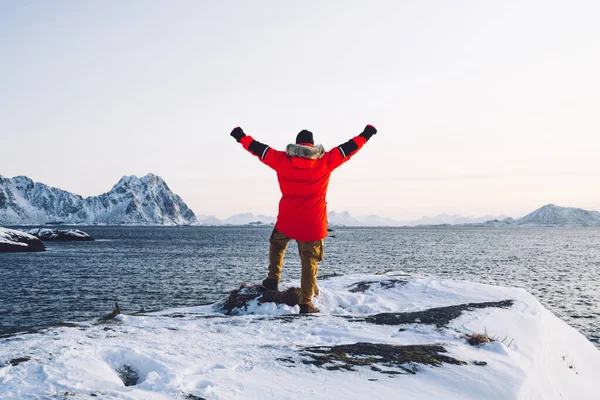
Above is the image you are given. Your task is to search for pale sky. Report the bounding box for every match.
[1,0,599,220]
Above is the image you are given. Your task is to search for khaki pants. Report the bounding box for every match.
[267,228,324,305]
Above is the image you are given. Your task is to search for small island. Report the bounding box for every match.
[24,228,95,242]
[0,227,46,252]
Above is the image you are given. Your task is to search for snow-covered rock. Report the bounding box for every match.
[0,174,196,225]
[24,228,94,242]
[1,273,598,399]
[0,227,45,252]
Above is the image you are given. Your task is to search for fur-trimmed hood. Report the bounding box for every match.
[286,143,325,159]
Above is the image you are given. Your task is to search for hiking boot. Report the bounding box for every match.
[260,278,278,303]
[299,303,320,314]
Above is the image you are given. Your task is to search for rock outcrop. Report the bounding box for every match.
[0,227,46,252]
[24,228,95,242]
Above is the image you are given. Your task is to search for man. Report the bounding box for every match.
[230,124,377,313]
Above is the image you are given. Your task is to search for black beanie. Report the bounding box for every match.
[296,130,314,145]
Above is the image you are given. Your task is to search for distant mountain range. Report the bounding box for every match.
[1,174,599,227]
[0,174,196,225]
[324,211,508,227]
[198,205,600,228]
[325,205,600,228]
[196,211,507,227]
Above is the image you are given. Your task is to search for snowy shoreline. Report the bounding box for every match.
[1,273,599,399]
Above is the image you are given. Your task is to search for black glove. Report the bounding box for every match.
[230,127,246,142]
[359,124,377,141]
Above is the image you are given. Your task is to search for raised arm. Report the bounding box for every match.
[230,127,283,171]
[326,124,377,171]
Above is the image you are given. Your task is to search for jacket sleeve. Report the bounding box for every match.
[239,135,283,171]
[325,135,368,171]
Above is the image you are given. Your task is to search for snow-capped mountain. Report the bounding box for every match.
[513,204,600,226]
[480,204,600,227]
[327,211,362,226]
[0,174,196,225]
[354,214,408,227]
[196,215,225,226]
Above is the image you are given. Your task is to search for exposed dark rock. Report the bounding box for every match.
[217,284,261,314]
[347,279,407,293]
[24,228,94,242]
[0,322,82,339]
[116,364,139,386]
[299,342,466,374]
[370,366,404,375]
[273,315,304,323]
[276,357,296,364]
[365,300,514,328]
[218,283,302,314]
[11,357,30,366]
[317,272,343,280]
[0,228,46,252]
[153,313,225,320]
[184,394,207,400]
[4,356,31,367]
[99,303,121,322]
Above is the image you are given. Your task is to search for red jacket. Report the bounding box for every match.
[239,135,368,241]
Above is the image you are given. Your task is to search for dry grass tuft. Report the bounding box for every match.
[464,332,494,346]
